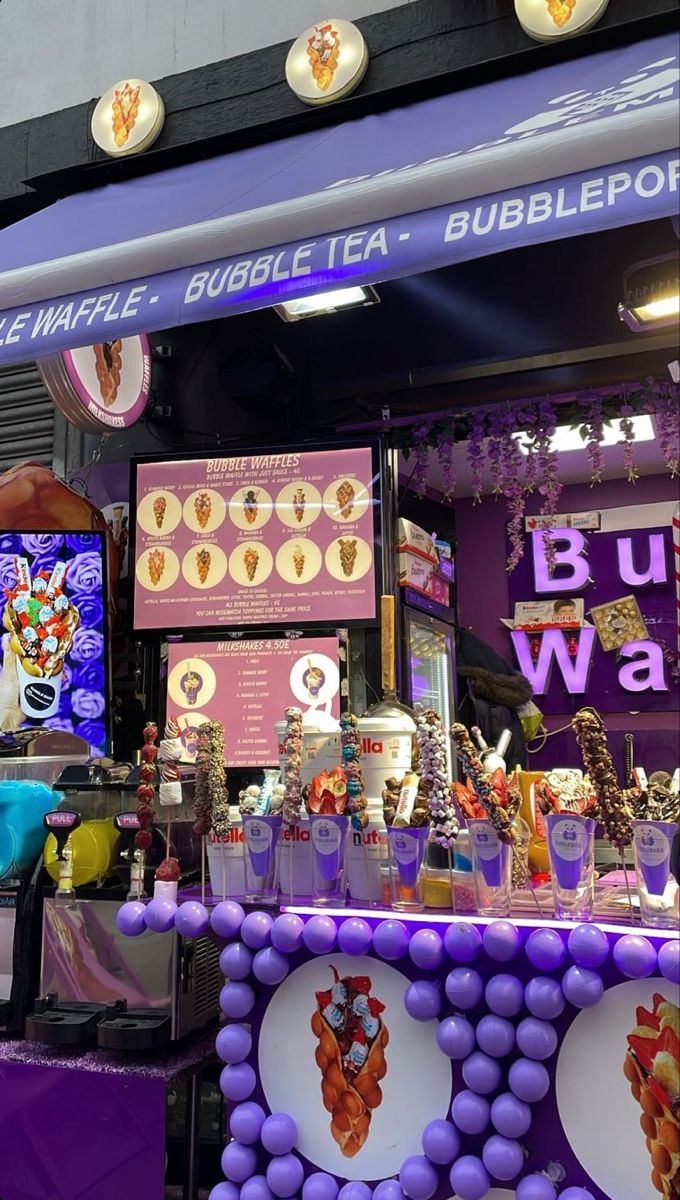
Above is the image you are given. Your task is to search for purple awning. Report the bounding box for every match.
[0,33,677,365]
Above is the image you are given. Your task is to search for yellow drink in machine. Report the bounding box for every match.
[44,818,118,888]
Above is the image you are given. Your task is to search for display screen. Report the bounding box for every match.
[0,532,109,754]
[166,636,341,767]
[133,446,379,631]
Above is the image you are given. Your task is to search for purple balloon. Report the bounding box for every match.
[209,1185,241,1200]
[451,1090,490,1135]
[445,967,483,1010]
[253,947,290,986]
[525,928,566,972]
[559,1190,596,1200]
[241,910,274,950]
[373,919,410,960]
[216,1023,252,1064]
[491,1092,532,1138]
[266,1153,305,1198]
[230,1101,266,1144]
[444,921,482,963]
[613,934,658,979]
[271,913,305,954]
[483,920,521,962]
[144,896,177,933]
[211,900,245,939]
[476,1014,516,1058]
[220,942,254,981]
[658,939,680,984]
[517,1176,556,1200]
[241,1179,275,1200]
[404,980,442,1022]
[449,1155,490,1200]
[485,973,525,1017]
[399,1154,438,1200]
[338,917,373,956]
[261,1113,298,1156]
[116,901,147,937]
[409,928,445,971]
[482,1134,525,1181]
[516,1017,558,1061]
[373,1183,407,1200]
[462,1050,502,1095]
[220,981,256,1019]
[221,1140,258,1183]
[220,1062,256,1102]
[175,900,209,939]
[508,1058,550,1103]
[437,1014,476,1060]
[525,977,566,1020]
[302,915,338,955]
[422,1118,461,1165]
[338,1185,372,1200]
[303,1175,340,1200]
[561,965,604,1009]
[567,923,609,968]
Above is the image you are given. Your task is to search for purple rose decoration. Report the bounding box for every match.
[22,534,64,557]
[72,628,104,663]
[66,534,101,553]
[77,720,107,755]
[72,689,105,720]
[73,663,105,692]
[0,535,21,556]
[67,552,102,594]
[44,718,75,734]
[58,689,73,718]
[0,554,19,593]
[71,591,104,630]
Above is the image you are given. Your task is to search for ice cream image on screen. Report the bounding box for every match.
[624,992,680,1199]
[147,548,165,586]
[152,496,167,529]
[196,548,211,584]
[244,547,259,583]
[293,488,306,523]
[311,965,388,1157]
[303,658,326,700]
[180,669,203,707]
[3,558,80,715]
[338,538,358,578]
[243,490,260,525]
[194,492,211,529]
[336,480,356,519]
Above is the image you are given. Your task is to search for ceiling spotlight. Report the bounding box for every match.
[514,415,655,455]
[618,253,679,331]
[274,284,379,322]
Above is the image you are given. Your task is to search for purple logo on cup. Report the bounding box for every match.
[243,814,282,877]
[388,826,429,888]
[633,820,675,896]
[468,819,508,887]
[546,813,595,890]
[309,813,348,881]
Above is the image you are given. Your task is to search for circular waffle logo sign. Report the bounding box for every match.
[286,19,368,105]
[515,0,609,41]
[91,79,165,156]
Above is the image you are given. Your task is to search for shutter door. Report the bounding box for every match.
[0,362,55,471]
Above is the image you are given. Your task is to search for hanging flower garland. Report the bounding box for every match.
[412,420,433,498]
[436,437,456,502]
[466,407,487,505]
[647,379,680,477]
[535,397,562,573]
[618,395,638,483]
[579,390,606,484]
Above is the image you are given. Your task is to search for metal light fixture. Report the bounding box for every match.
[274,284,379,322]
[514,415,655,455]
[618,253,680,332]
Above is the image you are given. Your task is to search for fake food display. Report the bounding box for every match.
[3,558,80,692]
[624,993,680,1199]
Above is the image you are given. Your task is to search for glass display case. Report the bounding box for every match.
[403,605,456,779]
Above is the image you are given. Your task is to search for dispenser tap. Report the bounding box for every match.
[44,811,81,905]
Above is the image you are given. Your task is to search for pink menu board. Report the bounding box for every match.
[133,447,378,629]
[166,637,341,767]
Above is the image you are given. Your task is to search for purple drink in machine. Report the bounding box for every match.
[545,813,596,890]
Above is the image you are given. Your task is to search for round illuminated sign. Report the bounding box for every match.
[39,335,152,434]
[285,19,368,106]
[91,79,165,157]
[515,0,609,41]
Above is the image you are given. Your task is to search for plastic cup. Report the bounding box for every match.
[388,826,429,912]
[545,813,596,920]
[308,813,349,906]
[632,819,679,929]
[468,819,512,916]
[242,814,282,905]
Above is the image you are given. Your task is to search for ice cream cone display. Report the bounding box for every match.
[243,489,260,525]
[194,491,212,529]
[196,548,211,584]
[153,495,167,529]
[3,558,80,716]
[546,0,577,24]
[307,23,341,93]
[336,480,356,519]
[93,341,122,406]
[338,538,358,578]
[244,546,259,583]
[293,488,306,523]
[293,545,305,578]
[147,547,165,586]
[112,82,141,148]
[624,993,680,1198]
[311,965,388,1157]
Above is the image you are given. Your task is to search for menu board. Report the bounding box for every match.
[133,447,378,630]
[166,637,341,767]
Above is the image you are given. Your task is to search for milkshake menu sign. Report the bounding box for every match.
[133,446,379,631]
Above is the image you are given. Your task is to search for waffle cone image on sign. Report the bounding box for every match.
[244,547,259,583]
[311,966,388,1158]
[624,993,680,1198]
[336,480,355,518]
[112,82,141,147]
[148,548,165,586]
[546,0,577,25]
[93,340,122,406]
[196,548,211,584]
[153,496,167,529]
[194,492,211,529]
[293,545,305,578]
[307,23,341,93]
[338,538,357,578]
[293,488,306,523]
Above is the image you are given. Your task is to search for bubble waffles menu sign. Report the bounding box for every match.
[133,448,378,630]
